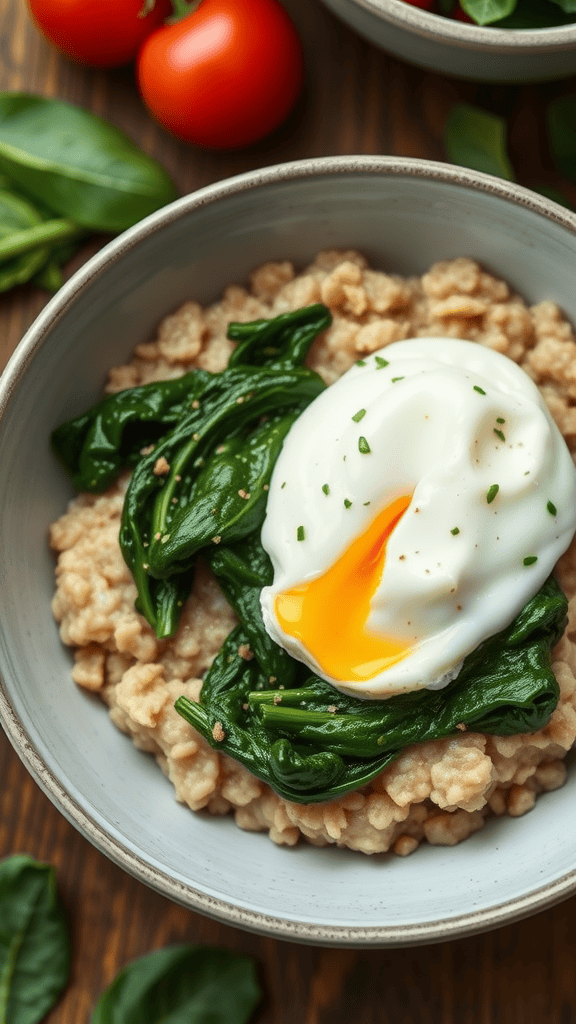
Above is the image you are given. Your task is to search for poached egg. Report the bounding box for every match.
[260,338,576,698]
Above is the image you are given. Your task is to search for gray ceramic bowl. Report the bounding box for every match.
[319,0,576,81]
[2,155,576,946]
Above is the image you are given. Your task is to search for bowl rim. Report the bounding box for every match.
[3,153,576,946]
[346,0,576,48]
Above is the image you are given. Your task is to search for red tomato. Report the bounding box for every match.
[402,0,436,11]
[452,4,474,19]
[136,0,304,150]
[27,0,172,68]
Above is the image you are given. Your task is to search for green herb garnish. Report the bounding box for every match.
[297,525,305,541]
[322,483,330,495]
[344,498,353,508]
[375,355,389,368]
[358,436,371,454]
[494,428,506,442]
[547,500,557,516]
[451,527,460,535]
[487,484,500,503]
[474,385,486,395]
[524,555,538,566]
[352,408,366,422]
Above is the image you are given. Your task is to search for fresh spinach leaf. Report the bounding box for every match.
[499,0,573,20]
[547,95,576,181]
[460,0,517,22]
[91,945,261,1024]
[444,104,515,181]
[547,0,576,14]
[0,855,70,1024]
[33,259,64,291]
[0,93,178,232]
[0,188,51,292]
[32,234,83,291]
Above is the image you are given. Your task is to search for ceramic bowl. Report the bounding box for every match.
[2,155,576,947]
[319,0,576,81]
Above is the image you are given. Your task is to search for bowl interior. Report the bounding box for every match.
[2,162,576,943]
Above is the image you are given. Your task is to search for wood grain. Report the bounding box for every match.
[2,0,576,1020]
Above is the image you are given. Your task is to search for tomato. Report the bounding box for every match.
[401,0,436,11]
[136,0,304,150]
[27,0,172,68]
[452,3,475,19]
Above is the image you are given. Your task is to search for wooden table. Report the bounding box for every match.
[2,0,576,1020]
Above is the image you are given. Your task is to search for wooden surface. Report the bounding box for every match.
[2,0,576,1020]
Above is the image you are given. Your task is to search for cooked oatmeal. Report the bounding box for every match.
[50,251,576,855]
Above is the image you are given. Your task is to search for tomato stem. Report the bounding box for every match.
[167,0,202,22]
[138,0,158,17]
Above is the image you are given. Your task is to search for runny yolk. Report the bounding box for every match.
[274,494,413,683]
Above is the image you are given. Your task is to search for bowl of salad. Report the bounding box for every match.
[2,155,576,945]
[318,0,576,80]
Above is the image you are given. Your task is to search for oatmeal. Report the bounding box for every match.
[50,251,576,855]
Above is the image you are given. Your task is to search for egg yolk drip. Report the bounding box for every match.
[274,495,412,682]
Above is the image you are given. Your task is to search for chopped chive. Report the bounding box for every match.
[297,525,305,541]
[358,436,371,454]
[344,498,352,509]
[322,483,330,495]
[352,408,366,422]
[375,355,389,369]
[493,428,505,442]
[496,417,505,424]
[356,359,367,367]
[473,385,486,395]
[523,555,538,566]
[547,500,557,516]
[391,376,404,383]
[281,481,286,489]
[486,484,499,504]
[451,527,460,536]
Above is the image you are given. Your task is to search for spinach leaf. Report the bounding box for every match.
[0,855,70,1024]
[498,0,573,21]
[548,95,576,181]
[147,412,301,578]
[0,188,51,292]
[444,104,515,180]
[175,575,565,803]
[91,945,261,1024]
[33,234,83,291]
[460,0,517,21]
[547,0,576,14]
[51,370,212,493]
[116,306,329,637]
[0,93,177,232]
[205,533,297,687]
